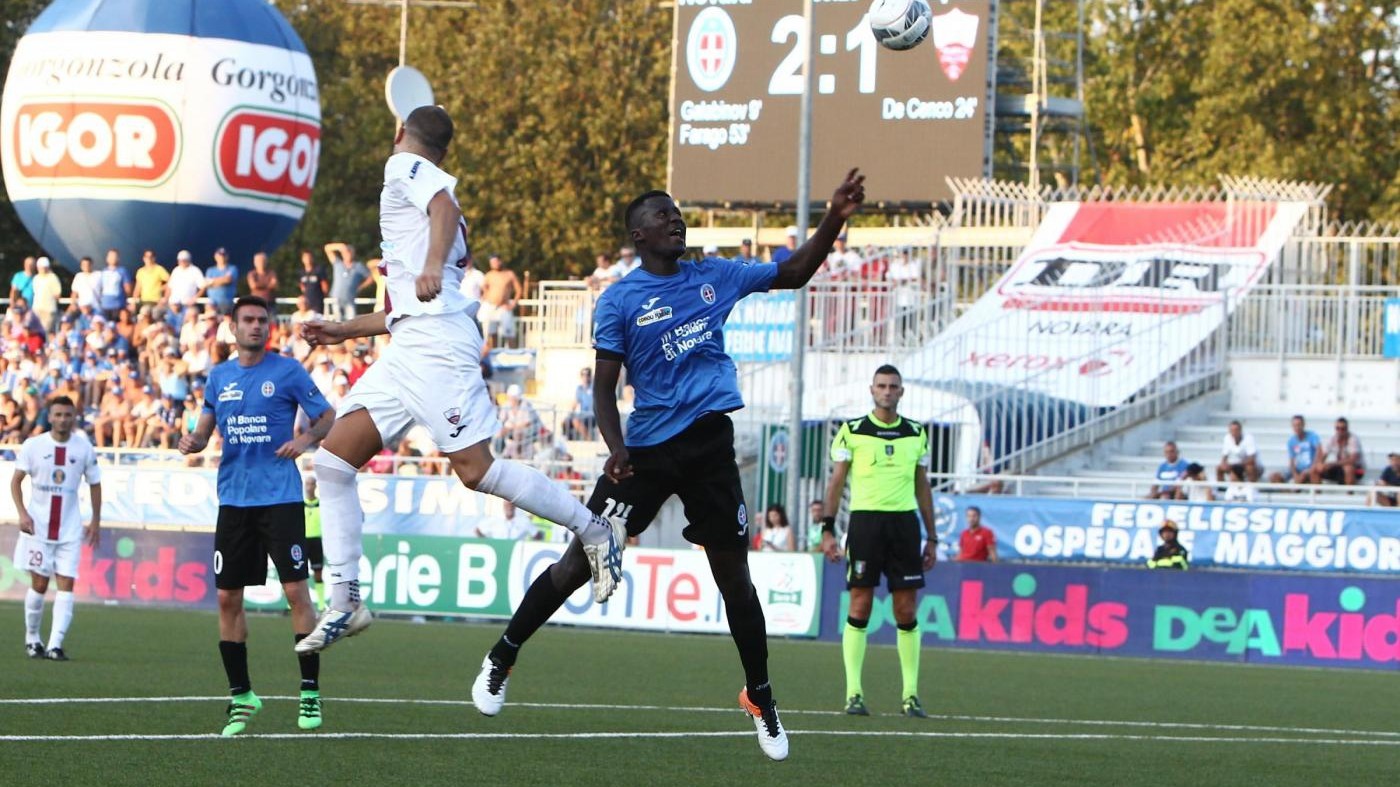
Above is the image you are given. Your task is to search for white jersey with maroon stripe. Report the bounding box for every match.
[378,152,471,328]
[18,431,100,543]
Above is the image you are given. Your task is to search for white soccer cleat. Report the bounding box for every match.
[471,655,511,716]
[582,514,627,604]
[296,604,373,654]
[739,688,789,762]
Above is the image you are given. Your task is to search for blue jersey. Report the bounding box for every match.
[1287,431,1321,472]
[593,257,778,447]
[1155,459,1189,489]
[204,354,330,507]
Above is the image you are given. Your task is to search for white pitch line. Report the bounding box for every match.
[1,731,1398,746]
[3,696,1397,741]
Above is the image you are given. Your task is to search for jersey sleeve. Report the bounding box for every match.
[401,160,458,215]
[203,369,218,414]
[829,422,853,463]
[716,258,778,297]
[286,363,331,422]
[592,291,626,361]
[916,425,931,468]
[83,444,101,485]
[15,439,34,475]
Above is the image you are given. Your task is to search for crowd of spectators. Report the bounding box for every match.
[1147,415,1395,505]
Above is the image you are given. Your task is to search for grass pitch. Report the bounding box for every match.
[0,602,1396,786]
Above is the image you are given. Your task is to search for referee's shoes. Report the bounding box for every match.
[296,604,373,654]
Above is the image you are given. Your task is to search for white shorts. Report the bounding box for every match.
[478,302,516,338]
[340,309,498,454]
[13,534,81,579]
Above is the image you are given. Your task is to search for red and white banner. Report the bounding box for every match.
[919,201,1310,406]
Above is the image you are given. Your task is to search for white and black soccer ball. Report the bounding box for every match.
[869,0,933,52]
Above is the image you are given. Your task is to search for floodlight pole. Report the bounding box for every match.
[786,0,816,535]
[344,0,478,67]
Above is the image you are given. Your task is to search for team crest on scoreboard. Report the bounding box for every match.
[686,8,737,93]
[700,283,716,304]
[931,8,980,82]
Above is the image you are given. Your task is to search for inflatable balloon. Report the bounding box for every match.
[0,0,320,272]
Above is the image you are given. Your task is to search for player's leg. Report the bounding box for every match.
[675,416,786,760]
[260,502,324,729]
[313,407,387,616]
[44,565,78,661]
[842,512,885,714]
[213,507,264,735]
[16,536,51,656]
[473,471,666,716]
[885,512,929,718]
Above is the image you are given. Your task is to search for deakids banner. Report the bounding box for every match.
[819,561,1400,670]
[1,530,821,638]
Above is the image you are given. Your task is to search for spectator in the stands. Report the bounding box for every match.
[1183,462,1215,502]
[9,255,36,306]
[1148,441,1190,500]
[1311,417,1365,485]
[806,500,827,551]
[771,226,799,264]
[616,246,640,277]
[98,249,132,320]
[1217,420,1261,482]
[967,440,1004,494]
[956,506,997,562]
[69,256,98,315]
[30,257,62,335]
[567,366,595,439]
[1269,415,1322,485]
[756,504,795,552]
[1370,452,1400,507]
[205,248,238,315]
[735,239,760,265]
[246,252,278,303]
[588,253,621,290]
[134,249,168,312]
[824,232,863,279]
[496,384,537,459]
[474,501,541,541]
[297,249,329,314]
[1223,465,1256,503]
[166,250,206,315]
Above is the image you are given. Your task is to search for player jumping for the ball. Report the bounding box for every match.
[296,106,625,654]
[471,169,867,762]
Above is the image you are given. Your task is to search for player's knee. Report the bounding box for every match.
[217,589,244,612]
[314,446,357,484]
[449,452,491,489]
[31,575,49,594]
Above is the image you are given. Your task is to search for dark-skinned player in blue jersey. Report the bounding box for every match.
[471,169,867,762]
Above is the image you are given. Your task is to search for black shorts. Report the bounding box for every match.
[1318,464,1364,483]
[846,510,926,591]
[214,503,309,590]
[586,413,749,551]
[305,537,324,571]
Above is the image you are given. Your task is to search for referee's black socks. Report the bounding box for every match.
[294,633,320,691]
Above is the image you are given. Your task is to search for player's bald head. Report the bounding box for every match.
[404,105,453,157]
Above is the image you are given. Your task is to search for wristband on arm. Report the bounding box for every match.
[820,516,835,536]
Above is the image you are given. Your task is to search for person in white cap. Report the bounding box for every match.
[167,250,207,314]
[29,257,63,335]
[702,244,720,256]
[771,226,800,263]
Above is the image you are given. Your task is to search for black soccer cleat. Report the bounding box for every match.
[45,647,69,661]
[845,694,870,716]
[26,642,46,659]
[902,696,928,718]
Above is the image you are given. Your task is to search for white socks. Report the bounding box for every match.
[476,459,606,544]
[315,447,365,610]
[24,588,43,644]
[50,591,73,650]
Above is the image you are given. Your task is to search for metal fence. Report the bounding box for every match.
[1229,284,1400,358]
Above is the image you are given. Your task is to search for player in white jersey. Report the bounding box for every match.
[297,106,623,654]
[10,396,102,660]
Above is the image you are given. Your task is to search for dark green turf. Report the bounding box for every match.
[0,603,1395,786]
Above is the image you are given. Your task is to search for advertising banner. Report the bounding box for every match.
[937,494,1400,575]
[725,290,795,362]
[3,529,821,638]
[1384,297,1400,359]
[909,202,1311,406]
[818,561,1400,670]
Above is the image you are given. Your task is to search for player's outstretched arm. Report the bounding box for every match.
[86,482,102,548]
[771,168,866,290]
[416,191,461,302]
[302,311,390,347]
[819,460,850,563]
[594,358,632,482]
[11,468,33,535]
[914,464,937,570]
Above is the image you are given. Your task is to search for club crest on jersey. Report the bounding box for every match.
[885,444,895,456]
[218,382,243,402]
[737,502,748,527]
[444,407,462,425]
[700,283,716,304]
[51,468,65,484]
[291,544,304,562]
[261,381,276,397]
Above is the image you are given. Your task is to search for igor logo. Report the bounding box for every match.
[215,109,320,204]
[11,100,179,184]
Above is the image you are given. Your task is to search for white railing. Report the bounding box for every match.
[931,471,1388,509]
[1229,284,1400,358]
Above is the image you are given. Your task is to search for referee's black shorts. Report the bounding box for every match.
[846,510,926,591]
[214,503,309,590]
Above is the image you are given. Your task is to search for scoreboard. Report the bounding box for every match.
[668,0,995,206]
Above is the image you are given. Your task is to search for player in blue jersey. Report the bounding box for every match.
[179,296,336,736]
[471,169,867,761]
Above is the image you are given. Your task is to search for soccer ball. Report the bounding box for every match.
[869,0,933,52]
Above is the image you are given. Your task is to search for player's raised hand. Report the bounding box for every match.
[604,447,634,483]
[301,317,347,348]
[416,267,443,302]
[830,168,866,220]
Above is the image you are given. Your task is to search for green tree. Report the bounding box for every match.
[0,0,59,278]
